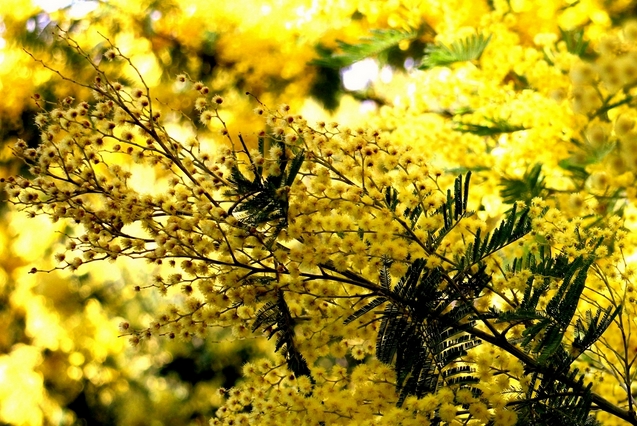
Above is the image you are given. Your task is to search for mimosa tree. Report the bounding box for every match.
[6,1,637,425]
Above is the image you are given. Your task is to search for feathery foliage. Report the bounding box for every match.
[559,27,591,59]
[500,163,547,206]
[227,137,304,246]
[431,172,472,247]
[456,202,532,269]
[419,33,491,69]
[371,260,485,406]
[514,369,601,426]
[252,290,313,380]
[311,29,417,69]
[453,117,527,137]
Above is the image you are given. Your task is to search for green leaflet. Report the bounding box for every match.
[431,172,472,248]
[226,139,305,247]
[453,117,527,137]
[500,163,546,206]
[252,291,313,381]
[559,27,591,59]
[347,255,488,407]
[311,29,417,69]
[515,369,599,426]
[419,33,491,69]
[456,202,532,270]
[572,304,622,355]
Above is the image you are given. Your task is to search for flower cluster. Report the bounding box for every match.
[8,18,637,426]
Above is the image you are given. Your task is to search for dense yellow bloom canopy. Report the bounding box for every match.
[5,1,637,425]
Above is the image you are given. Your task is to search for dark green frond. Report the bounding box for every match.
[394,258,427,298]
[379,257,392,289]
[252,291,313,381]
[501,256,594,366]
[344,297,387,325]
[285,150,305,186]
[226,146,304,245]
[497,309,546,323]
[252,301,279,334]
[376,304,410,364]
[500,163,546,206]
[442,365,479,389]
[311,29,417,69]
[453,117,527,137]
[517,249,571,278]
[432,172,472,246]
[545,257,592,330]
[372,256,481,406]
[559,27,591,59]
[457,203,532,269]
[396,344,437,406]
[572,304,622,356]
[514,369,596,426]
[419,33,491,69]
[436,334,481,366]
[536,325,566,364]
[558,158,590,183]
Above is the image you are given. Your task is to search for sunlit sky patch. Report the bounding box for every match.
[32,0,98,15]
[341,58,378,91]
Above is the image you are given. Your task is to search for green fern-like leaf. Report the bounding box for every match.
[371,258,482,406]
[500,163,546,206]
[453,117,527,137]
[572,304,621,356]
[509,247,571,279]
[432,172,472,247]
[252,291,313,380]
[376,304,410,365]
[311,29,417,69]
[559,27,591,58]
[344,258,394,325]
[457,203,532,269]
[419,33,491,69]
[545,257,592,331]
[514,369,597,426]
[501,256,594,365]
[344,296,387,325]
[379,257,392,289]
[227,142,304,246]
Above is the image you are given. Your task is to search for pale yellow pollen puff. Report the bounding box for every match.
[469,401,491,422]
[568,192,586,212]
[493,407,518,426]
[569,61,597,85]
[595,245,609,258]
[194,97,207,111]
[615,115,635,137]
[571,85,601,114]
[586,124,607,147]
[508,359,524,378]
[438,402,457,422]
[200,110,214,124]
[597,57,623,92]
[416,393,439,412]
[436,387,455,404]
[589,171,610,190]
[598,35,620,56]
[624,20,637,43]
[476,350,494,371]
[452,388,473,405]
